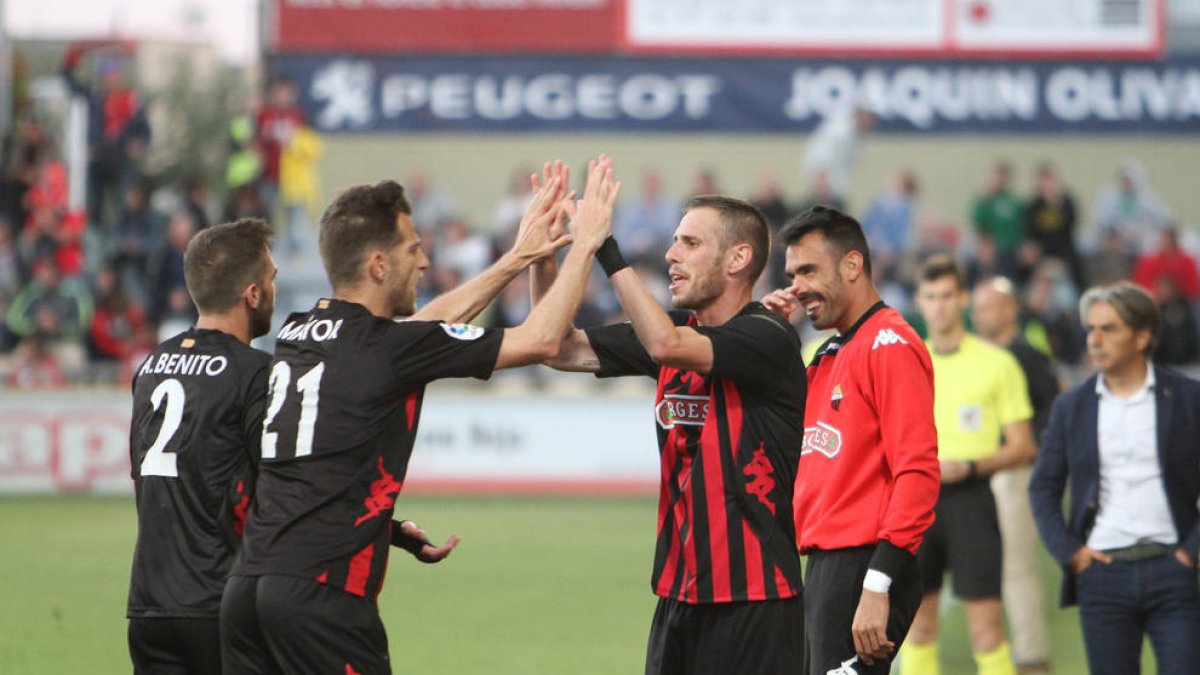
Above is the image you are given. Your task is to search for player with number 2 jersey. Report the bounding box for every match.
[127,219,276,675]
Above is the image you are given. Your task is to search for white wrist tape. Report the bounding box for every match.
[863,569,893,594]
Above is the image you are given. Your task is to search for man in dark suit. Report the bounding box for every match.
[1030,281,1200,675]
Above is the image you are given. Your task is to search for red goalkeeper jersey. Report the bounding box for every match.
[793,303,939,568]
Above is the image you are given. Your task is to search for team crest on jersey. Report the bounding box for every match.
[441,323,485,341]
[655,394,708,429]
[871,328,908,350]
[831,385,844,411]
[802,421,843,459]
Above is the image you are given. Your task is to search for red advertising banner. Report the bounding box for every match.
[271,0,621,54]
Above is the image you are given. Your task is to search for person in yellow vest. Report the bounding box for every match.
[279,124,323,257]
[900,255,1036,675]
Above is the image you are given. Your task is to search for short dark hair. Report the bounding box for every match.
[1080,281,1160,354]
[918,254,966,290]
[779,205,872,276]
[319,180,412,289]
[685,195,771,283]
[184,218,273,314]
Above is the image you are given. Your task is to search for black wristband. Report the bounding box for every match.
[392,520,429,557]
[596,236,629,277]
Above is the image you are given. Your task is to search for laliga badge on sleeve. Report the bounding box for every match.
[440,323,485,341]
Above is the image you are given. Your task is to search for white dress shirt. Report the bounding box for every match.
[1087,366,1178,551]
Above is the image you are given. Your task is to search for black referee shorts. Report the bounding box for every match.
[128,617,222,675]
[916,478,1003,599]
[644,595,803,675]
[804,545,923,675]
[220,575,390,675]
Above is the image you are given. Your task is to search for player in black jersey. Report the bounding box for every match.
[221,158,619,675]
[535,194,807,675]
[127,219,277,675]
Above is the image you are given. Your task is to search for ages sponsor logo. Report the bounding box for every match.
[801,421,842,459]
[871,328,908,350]
[441,323,485,341]
[655,394,708,429]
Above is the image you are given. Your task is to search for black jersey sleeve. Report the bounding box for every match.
[383,320,504,384]
[240,356,271,463]
[585,322,658,379]
[694,306,802,393]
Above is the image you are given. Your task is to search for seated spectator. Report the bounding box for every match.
[1152,276,1200,365]
[1132,227,1200,302]
[145,213,195,329]
[406,168,458,239]
[6,333,65,389]
[87,264,145,374]
[1024,259,1083,364]
[971,160,1025,276]
[20,204,87,279]
[1084,227,1136,287]
[613,169,679,269]
[6,259,92,343]
[112,181,162,301]
[690,167,719,197]
[861,169,918,285]
[223,184,269,223]
[490,166,533,246]
[437,216,492,281]
[0,224,25,297]
[751,172,795,290]
[1025,162,1083,289]
[795,170,845,213]
[1090,159,1171,254]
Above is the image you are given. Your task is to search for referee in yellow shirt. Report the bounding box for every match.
[900,255,1036,675]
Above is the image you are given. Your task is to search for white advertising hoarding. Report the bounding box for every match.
[0,392,660,495]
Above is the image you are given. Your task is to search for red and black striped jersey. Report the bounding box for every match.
[586,302,806,604]
[233,299,502,601]
[794,303,939,572]
[128,328,270,619]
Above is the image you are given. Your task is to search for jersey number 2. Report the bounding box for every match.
[140,379,186,478]
[261,361,325,459]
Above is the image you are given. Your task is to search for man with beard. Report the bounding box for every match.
[221,158,619,675]
[127,218,277,674]
[763,205,940,674]
[539,194,807,674]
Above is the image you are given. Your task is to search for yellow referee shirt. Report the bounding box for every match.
[927,333,1033,461]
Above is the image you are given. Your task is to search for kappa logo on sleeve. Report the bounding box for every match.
[440,323,485,341]
[801,421,843,459]
[871,328,908,350]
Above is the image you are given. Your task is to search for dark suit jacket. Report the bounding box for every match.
[1029,365,1200,607]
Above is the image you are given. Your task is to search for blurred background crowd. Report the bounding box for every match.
[2,2,1199,390]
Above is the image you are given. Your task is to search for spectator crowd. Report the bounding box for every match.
[1,59,1197,389]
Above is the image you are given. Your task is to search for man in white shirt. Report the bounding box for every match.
[1030,281,1200,675]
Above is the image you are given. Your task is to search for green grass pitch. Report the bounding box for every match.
[0,495,1157,673]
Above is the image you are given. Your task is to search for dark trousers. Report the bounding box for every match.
[1075,552,1200,675]
[644,595,804,675]
[804,546,923,675]
[221,575,391,675]
[128,617,222,675]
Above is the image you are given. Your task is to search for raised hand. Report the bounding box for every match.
[565,154,621,253]
[510,160,573,265]
[761,288,799,321]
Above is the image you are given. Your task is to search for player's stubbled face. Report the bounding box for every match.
[665,207,727,311]
[251,251,278,339]
[784,231,846,331]
[389,214,430,317]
